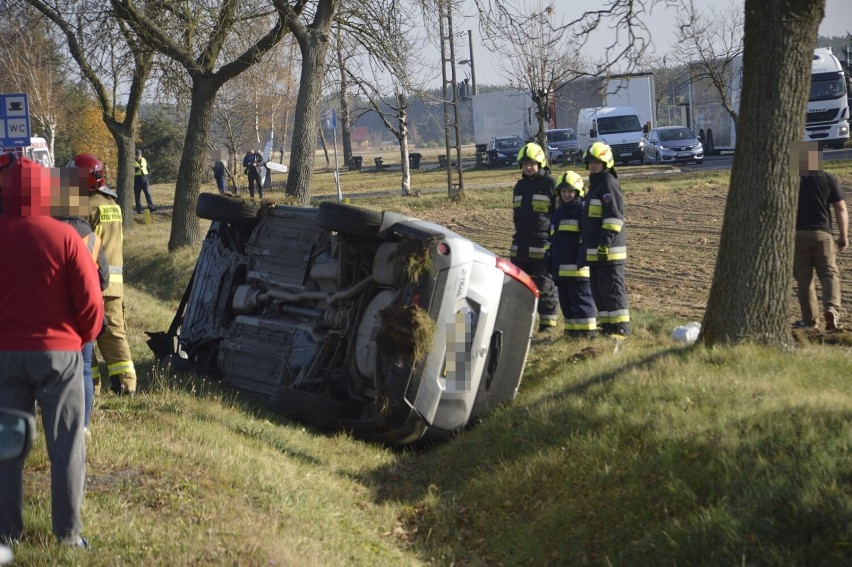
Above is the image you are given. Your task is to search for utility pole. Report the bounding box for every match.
[468,29,477,96]
[438,0,464,197]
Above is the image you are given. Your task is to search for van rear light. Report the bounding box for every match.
[495,257,540,298]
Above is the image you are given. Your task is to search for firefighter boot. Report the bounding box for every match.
[110,372,137,396]
[92,367,101,396]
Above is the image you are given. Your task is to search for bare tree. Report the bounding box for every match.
[25,0,155,228]
[672,0,744,124]
[339,0,430,196]
[111,0,289,249]
[700,0,825,346]
[473,1,588,148]
[272,0,342,204]
[0,6,67,162]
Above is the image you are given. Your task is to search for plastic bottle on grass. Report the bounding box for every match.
[671,322,701,344]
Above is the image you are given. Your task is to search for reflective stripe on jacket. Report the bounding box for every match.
[581,170,627,265]
[549,196,588,280]
[511,170,556,261]
[89,191,124,297]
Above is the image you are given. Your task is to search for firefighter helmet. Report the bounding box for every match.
[517,142,547,168]
[555,170,585,198]
[68,153,105,192]
[583,142,615,170]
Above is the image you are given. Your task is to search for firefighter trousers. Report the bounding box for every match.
[557,279,597,332]
[513,258,559,329]
[93,297,136,394]
[589,264,630,334]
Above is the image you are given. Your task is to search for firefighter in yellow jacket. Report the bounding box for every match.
[71,153,137,395]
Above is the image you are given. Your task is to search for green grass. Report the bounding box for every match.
[11,167,852,565]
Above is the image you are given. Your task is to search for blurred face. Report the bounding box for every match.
[521,160,539,176]
[560,187,576,203]
[588,160,604,174]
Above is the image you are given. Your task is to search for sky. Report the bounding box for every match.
[450,0,850,88]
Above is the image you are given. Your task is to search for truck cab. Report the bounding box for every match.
[805,47,850,149]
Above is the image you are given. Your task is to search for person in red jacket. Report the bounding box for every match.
[0,158,103,549]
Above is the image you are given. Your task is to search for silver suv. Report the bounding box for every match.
[149,195,539,444]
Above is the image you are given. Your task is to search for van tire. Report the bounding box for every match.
[317,201,382,239]
[196,193,260,225]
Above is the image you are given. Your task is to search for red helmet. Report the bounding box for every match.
[68,153,105,192]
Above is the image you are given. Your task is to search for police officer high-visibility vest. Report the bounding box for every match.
[134,156,149,177]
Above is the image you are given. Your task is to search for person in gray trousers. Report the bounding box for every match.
[0,158,104,549]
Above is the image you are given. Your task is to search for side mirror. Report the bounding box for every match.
[0,408,36,465]
[589,129,596,138]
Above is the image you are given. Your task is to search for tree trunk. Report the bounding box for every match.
[397,95,410,197]
[287,33,331,204]
[104,119,137,230]
[337,40,353,168]
[168,78,217,250]
[700,0,825,346]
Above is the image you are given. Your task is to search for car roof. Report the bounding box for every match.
[653,126,692,131]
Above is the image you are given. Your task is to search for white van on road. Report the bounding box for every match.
[577,107,648,165]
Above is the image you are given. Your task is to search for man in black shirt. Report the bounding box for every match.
[793,143,848,330]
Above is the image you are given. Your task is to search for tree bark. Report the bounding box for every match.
[336,35,353,168]
[700,0,825,346]
[168,78,218,250]
[280,0,341,204]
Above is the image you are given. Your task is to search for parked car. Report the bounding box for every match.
[640,126,704,165]
[485,135,525,167]
[545,128,581,164]
[148,196,540,445]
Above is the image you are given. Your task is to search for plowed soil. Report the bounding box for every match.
[416,182,852,332]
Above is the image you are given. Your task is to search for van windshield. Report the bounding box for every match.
[596,115,642,135]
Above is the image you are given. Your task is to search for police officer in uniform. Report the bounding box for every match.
[511,142,559,331]
[581,142,631,336]
[71,154,138,395]
[133,149,155,214]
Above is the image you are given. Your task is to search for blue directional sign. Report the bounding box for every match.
[0,93,31,148]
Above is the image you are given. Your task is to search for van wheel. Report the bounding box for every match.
[317,201,382,239]
[196,193,260,226]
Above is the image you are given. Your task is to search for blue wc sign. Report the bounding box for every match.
[0,93,31,148]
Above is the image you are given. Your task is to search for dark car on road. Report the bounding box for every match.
[545,128,581,164]
[640,126,704,165]
[149,195,540,445]
[485,135,525,167]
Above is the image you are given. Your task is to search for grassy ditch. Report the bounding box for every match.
[10,167,852,565]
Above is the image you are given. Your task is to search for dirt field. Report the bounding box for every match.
[413,179,852,330]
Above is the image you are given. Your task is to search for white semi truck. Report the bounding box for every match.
[687,47,850,154]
